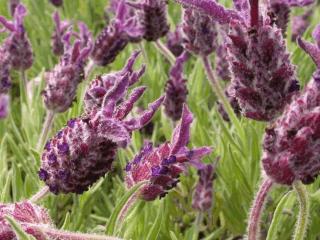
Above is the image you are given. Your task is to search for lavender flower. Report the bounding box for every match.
[166,25,184,57]
[51,12,71,56]
[176,0,299,121]
[0,46,12,94]
[127,0,170,42]
[0,201,52,240]
[0,4,33,71]
[91,1,143,66]
[164,52,189,121]
[40,59,164,194]
[182,7,218,56]
[125,105,212,201]
[215,26,231,81]
[49,0,63,7]
[192,164,216,212]
[0,94,9,119]
[262,25,320,185]
[291,9,313,41]
[42,27,92,113]
[85,51,145,113]
[8,0,20,16]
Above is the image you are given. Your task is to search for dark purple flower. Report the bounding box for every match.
[164,51,189,121]
[0,46,12,94]
[0,4,33,71]
[177,0,299,121]
[51,12,72,56]
[126,105,212,201]
[268,0,290,37]
[8,0,20,16]
[263,25,320,185]
[40,53,164,194]
[42,26,93,113]
[0,201,52,240]
[166,25,184,57]
[0,94,9,119]
[127,0,169,42]
[182,6,218,56]
[192,163,217,211]
[291,9,313,41]
[85,51,145,113]
[91,0,143,66]
[49,0,63,7]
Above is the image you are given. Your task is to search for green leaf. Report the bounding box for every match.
[105,181,147,235]
[146,203,163,240]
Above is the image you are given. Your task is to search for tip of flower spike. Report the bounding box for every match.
[297,36,320,68]
[124,51,142,71]
[312,24,320,48]
[171,104,193,154]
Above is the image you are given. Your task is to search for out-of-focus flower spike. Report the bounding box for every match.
[0,94,9,119]
[297,36,320,68]
[166,25,184,57]
[8,0,20,16]
[176,0,243,24]
[13,4,26,32]
[312,24,320,48]
[0,47,12,94]
[51,11,71,56]
[291,9,313,42]
[49,0,63,7]
[171,104,193,154]
[124,95,165,131]
[114,86,147,120]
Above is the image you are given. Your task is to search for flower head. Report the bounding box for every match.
[0,94,9,119]
[91,0,143,66]
[176,0,299,121]
[125,105,212,201]
[0,4,33,70]
[182,6,218,56]
[263,25,320,185]
[166,25,184,57]
[40,53,164,194]
[192,163,217,212]
[0,201,52,240]
[42,26,92,113]
[85,51,145,113]
[51,12,72,56]
[164,51,189,121]
[127,0,169,42]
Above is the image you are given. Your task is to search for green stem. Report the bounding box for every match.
[154,40,176,65]
[37,110,55,150]
[202,56,244,139]
[20,70,29,106]
[292,181,310,240]
[29,186,50,203]
[192,212,203,240]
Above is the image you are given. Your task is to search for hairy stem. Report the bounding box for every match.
[37,110,55,150]
[154,40,176,65]
[247,178,273,240]
[29,186,50,203]
[202,56,243,137]
[292,180,310,240]
[20,70,29,105]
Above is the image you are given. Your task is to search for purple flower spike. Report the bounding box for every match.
[268,0,290,36]
[297,25,320,68]
[166,25,184,57]
[42,27,93,113]
[192,163,217,212]
[51,12,72,56]
[126,104,212,201]
[8,0,20,16]
[215,26,231,81]
[49,0,63,7]
[127,0,169,42]
[40,54,162,195]
[179,0,299,121]
[182,7,218,56]
[262,70,320,185]
[0,201,52,240]
[0,46,12,94]
[85,51,145,113]
[0,94,9,119]
[91,0,143,66]
[0,4,33,71]
[164,52,189,121]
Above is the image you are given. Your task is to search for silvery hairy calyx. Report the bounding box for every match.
[125,105,212,201]
[39,52,164,194]
[176,0,299,121]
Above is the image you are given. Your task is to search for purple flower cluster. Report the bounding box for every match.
[91,0,143,66]
[51,12,71,56]
[125,105,212,201]
[40,52,164,194]
[164,52,189,121]
[42,25,92,113]
[0,201,52,240]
